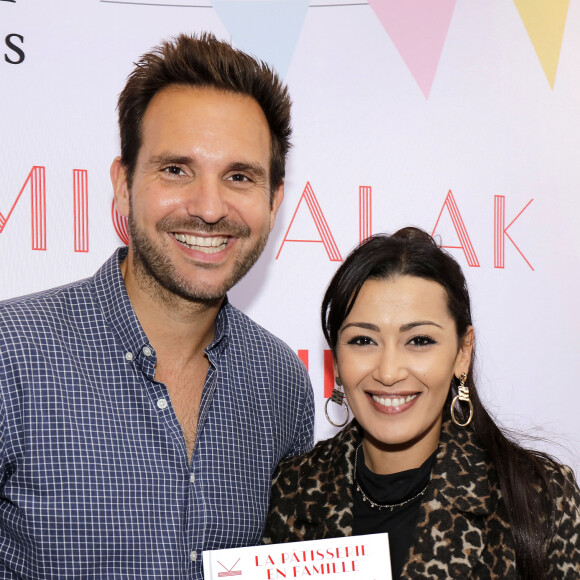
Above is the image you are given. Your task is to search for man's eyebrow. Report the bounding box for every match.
[340,322,380,332]
[145,154,193,169]
[227,162,267,179]
[400,321,443,331]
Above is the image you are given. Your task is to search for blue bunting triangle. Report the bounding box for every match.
[212,0,310,79]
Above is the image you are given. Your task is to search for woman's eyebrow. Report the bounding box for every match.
[400,321,443,332]
[340,322,380,332]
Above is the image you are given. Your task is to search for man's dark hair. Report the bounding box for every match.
[117,32,292,196]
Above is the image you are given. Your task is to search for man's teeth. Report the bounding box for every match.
[371,394,418,407]
[173,233,228,253]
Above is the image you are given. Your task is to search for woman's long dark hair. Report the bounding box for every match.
[321,227,556,579]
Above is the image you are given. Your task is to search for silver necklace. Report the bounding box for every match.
[353,444,430,512]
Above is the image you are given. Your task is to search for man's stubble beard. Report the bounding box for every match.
[127,211,270,304]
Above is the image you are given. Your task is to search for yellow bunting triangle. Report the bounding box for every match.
[513,0,569,88]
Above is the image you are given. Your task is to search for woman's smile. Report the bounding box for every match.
[368,391,421,413]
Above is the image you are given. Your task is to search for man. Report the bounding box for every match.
[0,33,314,578]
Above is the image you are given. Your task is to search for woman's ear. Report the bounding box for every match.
[333,358,340,384]
[455,326,474,378]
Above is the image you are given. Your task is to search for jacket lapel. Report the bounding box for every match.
[404,421,501,575]
[294,422,360,538]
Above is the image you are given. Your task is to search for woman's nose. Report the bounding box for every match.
[373,348,407,386]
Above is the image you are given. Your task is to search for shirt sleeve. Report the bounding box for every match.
[0,357,8,488]
[285,362,315,459]
[0,397,5,487]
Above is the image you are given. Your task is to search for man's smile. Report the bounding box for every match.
[172,233,229,253]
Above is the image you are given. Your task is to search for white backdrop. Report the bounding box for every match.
[1,0,579,476]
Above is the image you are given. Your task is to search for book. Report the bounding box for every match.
[202,533,392,579]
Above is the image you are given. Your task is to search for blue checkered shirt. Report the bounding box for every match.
[0,247,314,579]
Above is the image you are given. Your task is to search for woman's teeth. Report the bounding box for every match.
[371,393,418,407]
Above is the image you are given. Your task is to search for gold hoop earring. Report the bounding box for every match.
[324,380,350,427]
[451,372,473,427]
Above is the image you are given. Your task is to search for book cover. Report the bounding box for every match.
[202,533,392,579]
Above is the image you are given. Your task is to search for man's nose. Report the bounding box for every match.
[183,176,228,224]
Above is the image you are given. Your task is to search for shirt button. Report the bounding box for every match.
[143,346,152,357]
[157,398,168,410]
[190,550,198,562]
[125,352,134,361]
[190,473,195,484]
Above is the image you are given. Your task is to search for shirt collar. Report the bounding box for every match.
[206,297,230,358]
[91,247,150,357]
[92,247,231,358]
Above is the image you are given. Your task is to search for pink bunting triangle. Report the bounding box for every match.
[368,0,457,98]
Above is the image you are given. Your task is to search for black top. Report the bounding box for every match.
[352,446,438,580]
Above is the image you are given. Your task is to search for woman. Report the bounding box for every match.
[264,227,580,579]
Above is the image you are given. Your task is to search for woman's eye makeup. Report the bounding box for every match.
[407,335,436,347]
[346,335,375,346]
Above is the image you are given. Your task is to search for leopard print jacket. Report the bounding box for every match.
[264,420,580,579]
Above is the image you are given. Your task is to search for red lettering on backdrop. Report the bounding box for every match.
[73,170,89,253]
[276,182,342,261]
[324,350,334,398]
[494,195,534,270]
[359,186,372,243]
[0,166,46,250]
[296,350,335,398]
[111,199,129,245]
[432,190,480,267]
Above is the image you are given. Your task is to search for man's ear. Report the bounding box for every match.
[268,181,284,232]
[455,326,474,377]
[110,157,130,218]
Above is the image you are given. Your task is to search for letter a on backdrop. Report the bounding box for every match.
[367,0,456,98]
[212,0,309,79]
[432,190,479,268]
[513,0,569,88]
[276,182,342,262]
